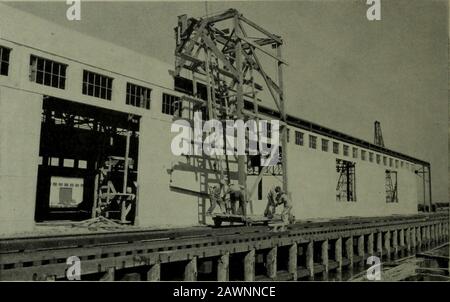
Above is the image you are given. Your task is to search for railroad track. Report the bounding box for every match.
[0,213,445,253]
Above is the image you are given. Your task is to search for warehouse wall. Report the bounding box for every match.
[283,132,418,220]
[0,87,42,234]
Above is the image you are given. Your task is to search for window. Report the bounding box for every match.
[126,83,151,109]
[333,142,339,154]
[29,55,67,89]
[385,170,398,203]
[321,139,329,152]
[266,123,272,139]
[389,158,393,167]
[162,93,181,116]
[376,154,381,164]
[369,152,374,162]
[309,135,317,149]
[286,128,290,143]
[361,150,366,161]
[336,159,356,202]
[343,145,349,156]
[82,70,113,100]
[383,156,387,165]
[401,161,404,168]
[352,147,358,159]
[295,131,304,146]
[395,160,399,168]
[0,46,11,76]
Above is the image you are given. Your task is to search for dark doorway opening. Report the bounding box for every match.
[35,96,140,222]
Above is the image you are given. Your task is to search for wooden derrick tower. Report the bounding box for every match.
[172,9,289,220]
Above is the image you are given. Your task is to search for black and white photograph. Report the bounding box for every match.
[0,0,449,289]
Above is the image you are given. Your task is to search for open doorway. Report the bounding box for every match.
[35,96,140,223]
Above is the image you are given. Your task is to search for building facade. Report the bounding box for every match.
[0,5,429,236]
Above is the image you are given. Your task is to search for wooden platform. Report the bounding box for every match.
[211,214,271,227]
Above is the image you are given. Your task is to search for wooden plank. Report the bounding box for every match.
[244,249,255,281]
[266,247,277,279]
[288,243,298,280]
[184,257,197,281]
[217,252,229,281]
[147,263,160,281]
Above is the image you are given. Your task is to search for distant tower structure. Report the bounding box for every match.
[374,121,384,147]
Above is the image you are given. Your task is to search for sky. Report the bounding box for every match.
[5,0,449,202]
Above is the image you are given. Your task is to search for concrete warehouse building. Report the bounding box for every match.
[0,4,432,236]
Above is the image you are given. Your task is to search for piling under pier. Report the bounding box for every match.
[0,212,448,281]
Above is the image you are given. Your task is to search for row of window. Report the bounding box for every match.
[0,45,422,171]
[0,46,179,113]
[292,130,414,171]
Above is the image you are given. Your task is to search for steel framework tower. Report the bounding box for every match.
[173,9,289,207]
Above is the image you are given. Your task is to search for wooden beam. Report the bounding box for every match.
[217,252,229,281]
[392,230,398,257]
[335,238,342,272]
[384,231,391,261]
[100,267,115,281]
[399,229,405,248]
[184,257,197,281]
[367,233,374,256]
[306,241,314,278]
[357,235,364,265]
[321,240,329,273]
[204,9,237,24]
[288,243,298,280]
[248,51,282,113]
[377,232,383,258]
[345,237,353,267]
[244,249,255,281]
[175,24,207,74]
[238,15,282,44]
[147,263,161,281]
[202,34,239,78]
[238,35,287,65]
[406,228,411,253]
[266,247,277,279]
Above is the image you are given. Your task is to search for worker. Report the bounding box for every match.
[277,190,293,224]
[264,186,281,219]
[264,186,293,223]
[207,184,225,215]
[224,182,247,216]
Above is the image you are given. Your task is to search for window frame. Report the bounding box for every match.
[29,55,67,89]
[321,138,329,152]
[126,82,152,110]
[333,142,339,154]
[343,145,349,157]
[0,46,11,76]
[82,70,113,100]
[352,147,358,159]
[295,131,304,146]
[162,92,181,116]
[309,135,317,149]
